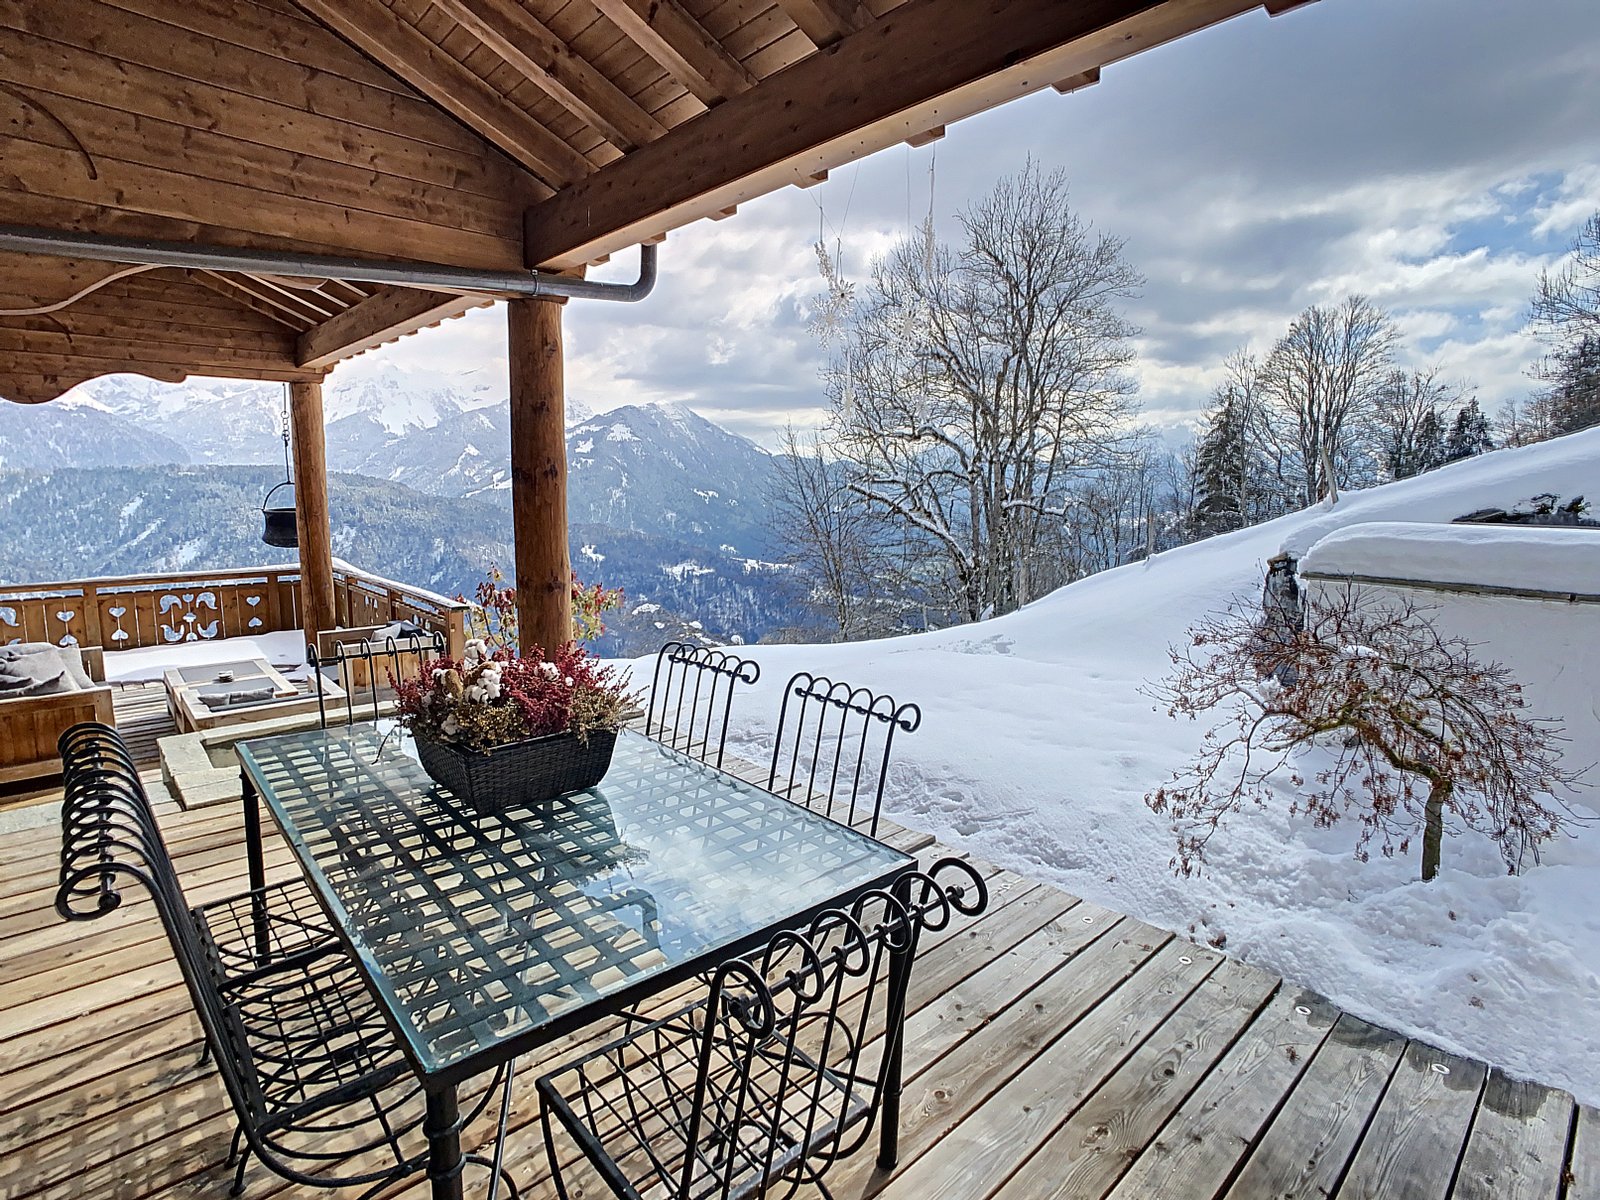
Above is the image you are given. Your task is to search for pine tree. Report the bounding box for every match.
[1445,398,1493,462]
[1414,407,1447,474]
[1191,390,1250,537]
[1548,336,1600,436]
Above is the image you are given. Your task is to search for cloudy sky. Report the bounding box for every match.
[353,0,1600,447]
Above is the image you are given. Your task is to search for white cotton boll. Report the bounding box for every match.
[441,714,459,736]
[540,662,560,681]
[564,676,574,687]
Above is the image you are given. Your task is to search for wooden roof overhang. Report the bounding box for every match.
[0,0,1308,405]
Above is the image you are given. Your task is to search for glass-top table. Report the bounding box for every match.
[236,724,914,1199]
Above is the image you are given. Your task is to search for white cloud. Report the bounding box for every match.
[352,0,1600,446]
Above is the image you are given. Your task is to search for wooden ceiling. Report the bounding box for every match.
[0,0,1303,405]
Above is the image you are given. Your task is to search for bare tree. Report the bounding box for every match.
[1532,212,1600,343]
[1146,585,1586,882]
[1256,297,1396,506]
[819,163,1142,622]
[767,424,890,640]
[1373,368,1471,479]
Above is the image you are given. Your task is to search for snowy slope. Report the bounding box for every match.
[643,427,1600,1104]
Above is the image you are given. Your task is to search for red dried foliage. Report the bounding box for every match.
[1145,583,1589,881]
[394,641,635,750]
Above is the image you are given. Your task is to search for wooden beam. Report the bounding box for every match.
[776,0,870,48]
[431,0,667,151]
[586,0,755,107]
[289,379,336,656]
[906,126,946,148]
[192,272,318,330]
[526,0,1262,269]
[290,0,594,186]
[1054,67,1102,94]
[508,299,572,658]
[297,288,486,370]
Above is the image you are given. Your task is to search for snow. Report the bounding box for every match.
[661,561,715,580]
[631,602,661,615]
[606,423,639,443]
[630,426,1600,1104]
[1300,521,1600,595]
[580,544,605,564]
[104,630,308,683]
[574,438,594,455]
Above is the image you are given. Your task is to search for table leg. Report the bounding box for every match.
[424,1084,466,1200]
[241,769,269,962]
[878,878,917,1170]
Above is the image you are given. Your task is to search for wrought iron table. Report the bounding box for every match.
[236,724,915,1200]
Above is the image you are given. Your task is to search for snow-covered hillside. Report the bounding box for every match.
[653,428,1600,1104]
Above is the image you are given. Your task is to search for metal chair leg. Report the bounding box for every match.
[229,1142,252,1196]
[540,1098,573,1200]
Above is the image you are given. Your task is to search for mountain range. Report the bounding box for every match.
[0,366,810,654]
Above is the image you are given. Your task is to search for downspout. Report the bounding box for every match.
[0,224,657,304]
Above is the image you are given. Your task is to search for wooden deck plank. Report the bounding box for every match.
[896,955,1273,1200]
[992,960,1280,1200]
[0,750,1584,1200]
[1450,1069,1575,1200]
[1221,1013,1405,1200]
[1570,1106,1600,1200]
[827,917,1177,1199]
[1336,1041,1488,1200]
[1102,987,1340,1200]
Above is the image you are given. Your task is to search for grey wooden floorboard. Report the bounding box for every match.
[1221,1012,1405,1200]
[1337,1041,1487,1200]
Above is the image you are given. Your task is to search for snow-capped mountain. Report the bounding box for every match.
[40,364,598,467]
[0,368,797,650]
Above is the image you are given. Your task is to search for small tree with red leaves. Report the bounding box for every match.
[1146,583,1587,881]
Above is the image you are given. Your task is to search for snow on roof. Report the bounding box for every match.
[1279,425,1600,558]
[1299,521,1600,596]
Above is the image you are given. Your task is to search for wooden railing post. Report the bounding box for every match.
[81,584,106,650]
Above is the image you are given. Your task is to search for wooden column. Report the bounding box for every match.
[289,379,337,656]
[508,298,572,658]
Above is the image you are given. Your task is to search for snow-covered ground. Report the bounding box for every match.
[103,629,307,684]
[636,427,1600,1104]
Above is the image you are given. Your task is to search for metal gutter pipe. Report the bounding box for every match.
[0,224,657,303]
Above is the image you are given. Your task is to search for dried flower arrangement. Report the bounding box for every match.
[395,638,635,752]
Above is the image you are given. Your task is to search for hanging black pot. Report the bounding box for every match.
[261,480,298,548]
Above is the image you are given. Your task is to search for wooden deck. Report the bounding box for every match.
[1,750,1595,1200]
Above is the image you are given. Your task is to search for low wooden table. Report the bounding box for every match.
[163,656,337,732]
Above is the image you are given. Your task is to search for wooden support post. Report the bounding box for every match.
[289,379,337,659]
[508,298,572,659]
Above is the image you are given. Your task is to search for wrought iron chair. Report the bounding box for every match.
[537,857,987,1200]
[644,642,761,769]
[766,673,921,837]
[55,722,518,1198]
[307,627,445,728]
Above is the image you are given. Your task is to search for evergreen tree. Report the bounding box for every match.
[1445,397,1493,462]
[1191,389,1250,537]
[1374,368,1458,479]
[1547,335,1600,435]
[1414,407,1448,473]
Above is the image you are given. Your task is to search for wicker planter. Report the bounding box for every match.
[413,728,618,815]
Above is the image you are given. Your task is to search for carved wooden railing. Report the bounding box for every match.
[0,561,467,658]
